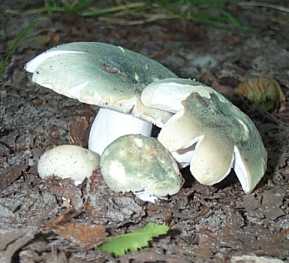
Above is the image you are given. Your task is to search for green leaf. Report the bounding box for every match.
[97,223,169,256]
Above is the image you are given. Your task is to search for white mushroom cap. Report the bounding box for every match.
[142,82,191,113]
[141,78,223,113]
[25,42,176,126]
[100,134,183,202]
[38,145,100,184]
[141,78,267,193]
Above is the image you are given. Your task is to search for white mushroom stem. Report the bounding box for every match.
[88,108,153,155]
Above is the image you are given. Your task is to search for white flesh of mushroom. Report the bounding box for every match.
[141,82,204,167]
[233,146,252,193]
[88,108,153,155]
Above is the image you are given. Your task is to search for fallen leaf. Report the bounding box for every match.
[46,210,106,249]
[236,77,286,111]
[52,223,106,248]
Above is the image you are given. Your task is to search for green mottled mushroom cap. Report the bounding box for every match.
[25,42,176,126]
[100,134,183,200]
[142,78,267,193]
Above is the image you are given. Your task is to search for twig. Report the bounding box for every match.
[98,13,177,26]
[80,2,145,17]
[238,1,289,13]
[19,2,146,16]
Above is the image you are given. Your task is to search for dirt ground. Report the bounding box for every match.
[1,1,289,262]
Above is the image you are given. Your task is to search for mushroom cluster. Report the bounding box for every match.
[142,78,267,193]
[26,42,267,202]
[25,42,175,155]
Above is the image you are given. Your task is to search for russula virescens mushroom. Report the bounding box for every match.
[100,134,183,202]
[141,78,267,193]
[38,145,99,184]
[25,42,176,155]
[141,78,230,166]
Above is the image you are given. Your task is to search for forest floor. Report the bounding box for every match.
[0,1,289,262]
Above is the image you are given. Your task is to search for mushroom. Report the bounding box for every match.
[100,134,183,202]
[141,78,229,166]
[141,78,267,193]
[25,42,176,154]
[38,145,100,184]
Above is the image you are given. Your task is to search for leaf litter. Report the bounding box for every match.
[0,1,289,262]
[45,209,107,249]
